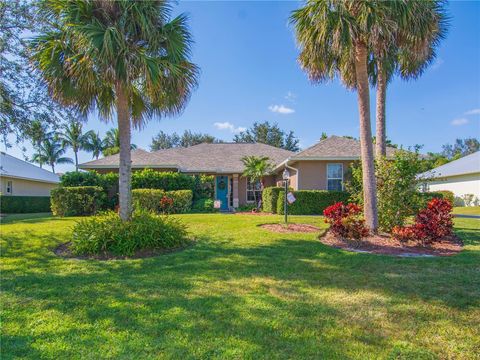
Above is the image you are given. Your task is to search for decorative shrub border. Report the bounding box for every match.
[0,196,51,213]
[276,190,350,215]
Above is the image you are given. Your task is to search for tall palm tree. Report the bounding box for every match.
[291,1,400,230]
[241,156,273,208]
[102,128,137,156]
[26,120,53,168]
[57,120,87,171]
[37,138,73,173]
[31,1,199,220]
[83,130,104,160]
[372,1,448,156]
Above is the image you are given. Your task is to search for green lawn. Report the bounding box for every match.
[453,206,480,216]
[1,213,479,359]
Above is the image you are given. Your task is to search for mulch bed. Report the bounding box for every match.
[260,223,321,233]
[319,231,463,257]
[54,241,194,261]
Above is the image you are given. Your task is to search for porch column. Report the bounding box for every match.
[232,174,239,208]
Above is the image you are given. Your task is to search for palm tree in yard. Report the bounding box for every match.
[31,1,199,221]
[291,1,402,231]
[37,137,73,173]
[242,156,274,209]
[102,128,137,157]
[26,120,52,168]
[373,1,448,156]
[83,130,104,160]
[58,120,88,171]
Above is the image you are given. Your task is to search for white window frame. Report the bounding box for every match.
[6,180,13,195]
[246,178,262,203]
[326,163,343,191]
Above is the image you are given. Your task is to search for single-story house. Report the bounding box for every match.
[0,152,60,196]
[419,151,480,205]
[80,136,397,210]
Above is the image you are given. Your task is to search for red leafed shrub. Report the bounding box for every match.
[159,196,174,214]
[392,198,453,244]
[324,202,369,239]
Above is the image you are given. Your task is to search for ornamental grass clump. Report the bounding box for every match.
[323,202,369,240]
[71,211,189,256]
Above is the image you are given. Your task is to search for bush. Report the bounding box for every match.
[392,198,453,245]
[131,169,195,192]
[276,190,350,215]
[132,189,193,214]
[0,196,51,213]
[60,171,100,187]
[193,175,215,200]
[192,198,216,213]
[51,186,106,216]
[346,150,435,231]
[71,211,189,256]
[323,202,369,240]
[262,186,283,213]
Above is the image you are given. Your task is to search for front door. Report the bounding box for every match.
[216,175,229,211]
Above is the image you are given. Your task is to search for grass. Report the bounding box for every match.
[453,206,480,216]
[1,213,479,359]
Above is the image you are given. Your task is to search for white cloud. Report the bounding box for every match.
[285,91,297,102]
[213,122,246,134]
[451,118,469,126]
[268,104,295,114]
[465,108,480,115]
[431,58,444,70]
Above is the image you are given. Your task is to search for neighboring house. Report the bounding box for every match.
[419,151,480,205]
[79,136,397,210]
[0,152,60,197]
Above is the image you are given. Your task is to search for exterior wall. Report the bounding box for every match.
[0,176,58,196]
[238,176,248,206]
[276,160,353,190]
[426,173,480,199]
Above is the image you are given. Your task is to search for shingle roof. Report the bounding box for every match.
[80,143,294,173]
[0,152,60,183]
[419,151,480,178]
[290,135,398,159]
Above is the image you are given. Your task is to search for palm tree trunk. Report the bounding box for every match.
[51,163,55,173]
[74,150,79,171]
[376,61,387,157]
[354,42,378,232]
[116,81,132,221]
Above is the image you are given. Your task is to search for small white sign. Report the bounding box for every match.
[214,200,221,209]
[287,192,296,204]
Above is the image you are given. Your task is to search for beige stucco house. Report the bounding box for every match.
[80,136,397,211]
[0,152,60,196]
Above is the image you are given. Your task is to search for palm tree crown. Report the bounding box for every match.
[37,137,73,173]
[31,0,199,220]
[102,128,137,156]
[242,156,274,208]
[83,130,104,160]
[57,120,88,170]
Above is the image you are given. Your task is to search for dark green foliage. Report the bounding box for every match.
[262,186,283,213]
[71,211,189,256]
[192,198,216,213]
[51,186,106,216]
[150,130,220,150]
[0,196,51,213]
[60,171,100,186]
[132,189,193,214]
[418,191,454,207]
[193,175,215,200]
[233,121,300,151]
[276,190,350,215]
[131,169,195,191]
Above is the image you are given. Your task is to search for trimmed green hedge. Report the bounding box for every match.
[262,187,283,213]
[0,196,51,213]
[192,198,216,213]
[132,189,193,214]
[418,190,455,207]
[51,186,106,216]
[276,190,350,215]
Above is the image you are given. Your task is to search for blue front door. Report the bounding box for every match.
[216,175,229,210]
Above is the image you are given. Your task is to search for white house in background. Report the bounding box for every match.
[0,152,60,196]
[419,151,480,206]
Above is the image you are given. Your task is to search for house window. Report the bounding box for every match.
[6,180,13,194]
[327,164,343,191]
[246,178,262,203]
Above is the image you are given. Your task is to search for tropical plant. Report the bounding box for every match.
[57,120,88,170]
[291,1,394,230]
[36,137,73,173]
[83,130,104,160]
[372,1,448,156]
[26,119,53,168]
[241,156,273,208]
[31,1,198,221]
[102,128,137,156]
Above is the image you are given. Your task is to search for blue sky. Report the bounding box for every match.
[8,0,480,172]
